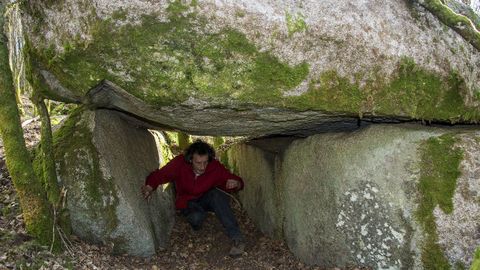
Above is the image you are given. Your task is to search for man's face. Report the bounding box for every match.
[192,153,209,175]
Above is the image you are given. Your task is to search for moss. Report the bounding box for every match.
[245,53,309,103]
[177,132,191,151]
[461,7,480,32]
[30,99,72,240]
[473,90,480,103]
[288,57,480,121]
[285,11,307,37]
[53,107,119,233]
[164,131,179,145]
[235,10,246,18]
[212,136,229,167]
[160,142,175,166]
[213,136,224,148]
[416,133,463,270]
[225,148,239,175]
[471,247,480,270]
[110,9,128,21]
[24,38,80,103]
[455,261,466,270]
[290,70,364,114]
[31,97,61,206]
[374,57,466,121]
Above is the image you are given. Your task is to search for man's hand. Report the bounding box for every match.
[226,179,240,190]
[141,185,154,200]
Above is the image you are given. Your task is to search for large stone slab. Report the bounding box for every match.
[54,108,175,256]
[11,0,480,136]
[227,124,480,269]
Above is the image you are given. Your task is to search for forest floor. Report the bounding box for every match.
[0,117,363,270]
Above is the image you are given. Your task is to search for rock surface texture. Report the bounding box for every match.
[15,0,480,136]
[8,0,480,266]
[54,108,175,257]
[227,124,480,269]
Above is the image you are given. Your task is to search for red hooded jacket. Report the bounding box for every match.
[145,154,244,209]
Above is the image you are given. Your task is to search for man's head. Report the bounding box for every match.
[185,139,215,175]
[191,153,209,175]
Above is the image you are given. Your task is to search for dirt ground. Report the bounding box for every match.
[0,118,362,270]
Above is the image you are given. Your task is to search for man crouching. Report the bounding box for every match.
[141,139,245,257]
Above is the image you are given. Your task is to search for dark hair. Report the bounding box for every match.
[184,139,215,163]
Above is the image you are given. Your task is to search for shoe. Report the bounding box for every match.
[229,239,246,258]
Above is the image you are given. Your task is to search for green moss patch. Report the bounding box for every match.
[471,247,480,270]
[177,132,191,151]
[374,58,469,121]
[290,70,364,113]
[289,57,480,121]
[286,11,307,37]
[416,133,463,270]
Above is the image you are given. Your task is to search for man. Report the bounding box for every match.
[141,139,246,257]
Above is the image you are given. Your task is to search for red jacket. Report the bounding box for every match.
[145,154,244,209]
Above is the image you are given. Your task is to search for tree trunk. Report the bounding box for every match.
[419,0,480,50]
[32,95,60,205]
[0,2,56,248]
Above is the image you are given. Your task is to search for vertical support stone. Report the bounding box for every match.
[55,108,175,256]
[228,125,479,269]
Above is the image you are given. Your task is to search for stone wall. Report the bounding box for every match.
[228,124,480,269]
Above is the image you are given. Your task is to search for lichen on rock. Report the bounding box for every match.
[336,182,411,269]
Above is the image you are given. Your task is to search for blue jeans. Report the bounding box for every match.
[182,188,243,241]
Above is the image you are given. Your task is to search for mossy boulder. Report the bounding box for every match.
[15,0,480,136]
[54,107,175,256]
[227,124,480,268]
